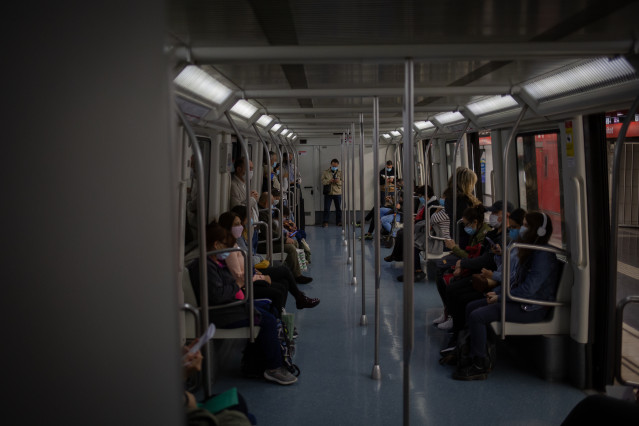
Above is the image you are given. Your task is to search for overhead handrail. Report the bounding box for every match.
[359,113,367,322]
[615,296,639,386]
[251,124,274,263]
[224,112,256,341]
[609,95,639,382]
[176,106,213,397]
[372,96,382,380]
[451,121,471,243]
[499,105,531,339]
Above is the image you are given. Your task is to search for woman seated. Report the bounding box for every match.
[187,222,298,385]
[223,208,319,311]
[452,211,562,381]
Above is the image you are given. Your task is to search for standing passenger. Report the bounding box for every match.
[321,159,343,228]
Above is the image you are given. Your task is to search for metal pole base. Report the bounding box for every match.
[360,314,368,326]
[351,276,357,286]
[343,239,348,246]
[347,256,352,264]
[371,364,381,380]
[342,229,345,235]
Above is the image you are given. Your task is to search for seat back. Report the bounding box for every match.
[490,259,573,336]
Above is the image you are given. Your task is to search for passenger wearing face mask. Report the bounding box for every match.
[187,222,298,385]
[230,157,260,225]
[321,159,343,227]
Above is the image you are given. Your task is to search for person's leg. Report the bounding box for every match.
[283,243,301,277]
[252,280,285,315]
[381,214,394,233]
[388,228,404,260]
[323,195,331,224]
[254,307,282,370]
[334,195,342,224]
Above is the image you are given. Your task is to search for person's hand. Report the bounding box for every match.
[286,237,295,244]
[453,260,462,276]
[486,292,498,304]
[444,239,455,249]
[182,339,203,376]
[250,190,259,200]
[481,268,493,279]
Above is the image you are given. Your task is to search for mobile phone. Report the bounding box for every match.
[289,231,297,237]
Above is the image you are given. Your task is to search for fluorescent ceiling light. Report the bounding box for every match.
[230,99,258,119]
[174,65,233,105]
[292,135,298,140]
[414,121,434,130]
[466,95,519,116]
[271,123,282,132]
[281,129,289,136]
[382,134,391,139]
[522,57,637,103]
[390,131,401,137]
[434,111,465,124]
[256,115,274,127]
[287,133,295,139]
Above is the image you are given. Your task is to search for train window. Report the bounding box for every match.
[479,134,493,205]
[516,131,565,248]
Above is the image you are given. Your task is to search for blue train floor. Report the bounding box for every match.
[210,224,587,425]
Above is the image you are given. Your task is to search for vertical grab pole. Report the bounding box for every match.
[371,97,382,379]
[499,105,529,339]
[451,122,471,243]
[225,112,256,341]
[609,96,639,378]
[176,107,212,397]
[351,122,357,285]
[341,132,347,240]
[270,135,285,262]
[402,59,415,426]
[359,113,367,321]
[252,125,273,262]
[346,130,352,262]
[423,129,440,268]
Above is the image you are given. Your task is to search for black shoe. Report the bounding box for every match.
[452,358,488,381]
[440,334,457,356]
[296,294,320,309]
[384,254,398,262]
[396,274,404,282]
[337,222,342,226]
[295,275,313,284]
[414,271,426,282]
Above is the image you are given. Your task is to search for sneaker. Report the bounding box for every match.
[452,359,488,381]
[437,316,453,331]
[432,312,447,325]
[264,367,298,385]
[295,275,313,284]
[384,254,398,262]
[355,222,362,228]
[364,233,373,240]
[439,334,457,355]
[293,327,299,339]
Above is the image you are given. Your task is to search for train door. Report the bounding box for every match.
[479,133,494,206]
[298,146,317,225]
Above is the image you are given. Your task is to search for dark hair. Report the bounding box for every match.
[518,211,553,265]
[415,185,426,196]
[510,208,526,226]
[205,221,234,250]
[331,159,339,165]
[427,185,434,198]
[462,204,487,226]
[230,205,247,223]
[386,160,393,166]
[282,205,290,216]
[233,157,245,174]
[218,211,238,231]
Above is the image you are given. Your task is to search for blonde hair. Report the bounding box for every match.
[444,167,480,206]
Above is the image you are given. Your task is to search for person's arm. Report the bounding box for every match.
[224,251,245,288]
[334,171,342,191]
[206,260,240,305]
[321,170,331,185]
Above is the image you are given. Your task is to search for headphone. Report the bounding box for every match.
[537,212,548,237]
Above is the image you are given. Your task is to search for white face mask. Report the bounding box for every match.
[249,170,254,181]
[488,214,500,228]
[231,225,243,239]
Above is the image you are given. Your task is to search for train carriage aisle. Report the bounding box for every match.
[209,224,585,425]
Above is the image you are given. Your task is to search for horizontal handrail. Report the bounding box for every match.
[502,242,569,308]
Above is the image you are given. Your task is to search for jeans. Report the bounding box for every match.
[323,194,342,224]
[381,212,400,234]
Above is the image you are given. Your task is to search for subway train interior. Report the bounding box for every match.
[6,1,639,425]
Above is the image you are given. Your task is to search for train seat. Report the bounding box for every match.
[182,267,260,340]
[490,259,573,336]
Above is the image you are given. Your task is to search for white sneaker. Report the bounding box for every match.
[437,316,453,331]
[432,312,447,324]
